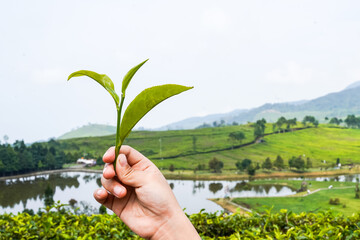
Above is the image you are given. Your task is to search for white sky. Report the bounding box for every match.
[1,0,360,143]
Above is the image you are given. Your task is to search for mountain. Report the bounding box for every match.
[345,80,360,90]
[161,82,360,129]
[58,124,116,140]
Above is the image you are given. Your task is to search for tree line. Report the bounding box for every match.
[0,140,79,176]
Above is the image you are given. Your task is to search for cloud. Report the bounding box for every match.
[266,62,314,85]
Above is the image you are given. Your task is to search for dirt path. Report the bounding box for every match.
[209,198,251,214]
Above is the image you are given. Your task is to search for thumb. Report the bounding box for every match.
[116,154,147,188]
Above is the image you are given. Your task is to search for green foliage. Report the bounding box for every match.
[68,60,193,168]
[330,117,342,125]
[329,198,341,205]
[247,163,256,176]
[254,118,266,139]
[235,158,252,171]
[262,157,272,170]
[288,156,305,170]
[345,114,360,128]
[0,140,67,176]
[3,209,360,239]
[228,131,245,145]
[121,59,148,97]
[208,157,224,173]
[67,70,120,107]
[168,164,175,172]
[273,155,284,170]
[302,115,317,127]
[119,84,193,143]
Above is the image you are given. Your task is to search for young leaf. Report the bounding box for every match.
[119,84,193,142]
[68,70,120,107]
[121,59,149,97]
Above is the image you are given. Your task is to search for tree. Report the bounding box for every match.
[302,116,317,127]
[273,155,284,170]
[345,115,360,128]
[169,164,175,172]
[276,117,287,133]
[45,151,56,170]
[229,131,245,147]
[286,118,297,132]
[329,117,341,125]
[209,157,224,173]
[254,118,266,139]
[289,156,305,170]
[236,158,252,171]
[314,120,319,128]
[262,157,272,170]
[247,163,256,176]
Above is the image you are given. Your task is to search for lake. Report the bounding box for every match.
[0,171,298,214]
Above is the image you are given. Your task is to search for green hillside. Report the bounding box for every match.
[58,124,116,140]
[53,124,360,170]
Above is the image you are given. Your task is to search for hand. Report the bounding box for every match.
[93,145,200,240]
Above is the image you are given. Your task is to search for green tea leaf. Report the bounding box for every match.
[121,59,148,97]
[68,70,120,107]
[119,84,193,142]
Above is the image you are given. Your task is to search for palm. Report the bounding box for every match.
[108,172,174,238]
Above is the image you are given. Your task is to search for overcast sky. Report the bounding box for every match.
[1,0,360,143]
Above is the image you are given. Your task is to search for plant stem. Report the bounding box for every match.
[114,95,125,169]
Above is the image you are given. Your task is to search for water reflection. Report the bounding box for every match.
[229,182,295,196]
[0,173,80,209]
[209,183,223,194]
[2,172,360,214]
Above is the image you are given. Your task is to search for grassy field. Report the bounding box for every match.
[231,179,360,216]
[53,124,360,171]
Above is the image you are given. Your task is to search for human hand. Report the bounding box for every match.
[93,145,200,240]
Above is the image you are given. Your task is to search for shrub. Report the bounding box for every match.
[329,198,341,205]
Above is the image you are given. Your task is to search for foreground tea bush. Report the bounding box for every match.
[2,209,360,239]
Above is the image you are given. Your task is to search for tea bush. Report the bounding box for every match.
[2,208,360,239]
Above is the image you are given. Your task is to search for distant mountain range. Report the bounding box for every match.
[58,81,360,139]
[159,81,360,130]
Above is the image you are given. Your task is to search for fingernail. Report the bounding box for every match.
[103,163,109,174]
[96,189,104,197]
[114,186,123,197]
[120,155,127,167]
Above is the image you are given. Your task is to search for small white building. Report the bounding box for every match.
[77,158,96,166]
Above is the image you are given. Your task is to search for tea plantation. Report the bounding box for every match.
[2,208,360,239]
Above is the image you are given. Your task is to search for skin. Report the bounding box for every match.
[93,145,200,240]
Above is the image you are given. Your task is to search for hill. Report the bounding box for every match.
[161,82,360,129]
[58,124,116,140]
[53,124,360,170]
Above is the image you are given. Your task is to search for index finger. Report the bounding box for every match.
[103,145,149,167]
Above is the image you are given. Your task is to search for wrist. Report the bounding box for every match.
[150,209,200,240]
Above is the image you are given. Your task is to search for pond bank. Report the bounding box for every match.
[162,167,360,180]
[1,166,360,181]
